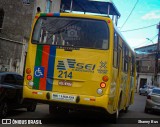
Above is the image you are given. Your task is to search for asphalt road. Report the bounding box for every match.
[1,93,160,127]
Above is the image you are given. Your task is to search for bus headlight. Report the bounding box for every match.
[97,88,103,94]
[28,81,34,87]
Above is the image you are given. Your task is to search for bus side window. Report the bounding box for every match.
[102,39,108,49]
[113,32,118,68]
[131,56,135,76]
[123,44,129,72]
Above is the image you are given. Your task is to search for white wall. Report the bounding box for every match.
[51,0,61,13]
[36,0,47,13]
[34,0,61,14]
[137,74,154,92]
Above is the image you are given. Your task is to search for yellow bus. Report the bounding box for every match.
[23,1,136,122]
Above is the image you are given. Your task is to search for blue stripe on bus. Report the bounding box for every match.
[46,46,56,91]
[54,13,60,17]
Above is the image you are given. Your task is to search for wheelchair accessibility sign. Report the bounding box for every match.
[34,66,44,78]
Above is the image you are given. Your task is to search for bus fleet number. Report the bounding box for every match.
[58,71,72,79]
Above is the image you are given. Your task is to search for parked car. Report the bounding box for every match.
[144,87,160,113]
[139,85,155,95]
[0,72,37,118]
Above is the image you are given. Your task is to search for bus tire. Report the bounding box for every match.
[27,102,37,112]
[129,93,133,105]
[110,95,121,123]
[110,108,119,123]
[49,104,57,115]
[123,106,129,113]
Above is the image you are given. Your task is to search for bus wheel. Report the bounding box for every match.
[123,106,129,113]
[129,93,133,105]
[110,109,119,123]
[49,104,69,116]
[110,95,122,123]
[27,102,37,112]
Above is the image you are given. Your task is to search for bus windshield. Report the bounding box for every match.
[32,17,109,50]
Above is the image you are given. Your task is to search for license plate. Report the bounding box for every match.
[52,93,76,102]
[58,80,72,86]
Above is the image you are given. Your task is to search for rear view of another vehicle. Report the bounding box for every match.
[144,88,160,113]
[139,85,148,95]
[0,72,37,118]
[139,85,155,96]
[147,86,156,95]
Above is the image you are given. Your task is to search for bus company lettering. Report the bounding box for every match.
[57,59,96,73]
[75,63,96,73]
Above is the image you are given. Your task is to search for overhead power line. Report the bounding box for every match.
[120,0,139,30]
[133,34,158,48]
[121,24,157,32]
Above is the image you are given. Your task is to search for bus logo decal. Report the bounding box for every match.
[57,59,95,73]
[100,61,107,69]
[57,59,76,70]
[97,61,108,74]
[67,59,76,68]
[57,60,66,70]
[34,66,44,78]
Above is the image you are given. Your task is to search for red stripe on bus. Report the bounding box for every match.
[35,16,39,19]
[47,13,54,16]
[39,45,50,90]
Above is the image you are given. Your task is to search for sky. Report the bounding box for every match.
[111,0,160,50]
[60,0,160,50]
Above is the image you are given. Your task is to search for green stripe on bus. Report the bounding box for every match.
[33,45,43,90]
[40,13,47,17]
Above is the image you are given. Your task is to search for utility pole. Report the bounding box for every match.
[155,22,160,86]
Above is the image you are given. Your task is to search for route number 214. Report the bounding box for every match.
[58,71,72,79]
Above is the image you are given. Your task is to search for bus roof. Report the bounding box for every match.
[61,0,121,17]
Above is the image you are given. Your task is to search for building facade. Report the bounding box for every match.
[0,0,116,74]
[0,0,35,74]
[0,0,61,74]
[135,44,160,92]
